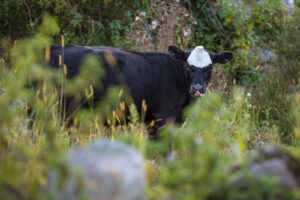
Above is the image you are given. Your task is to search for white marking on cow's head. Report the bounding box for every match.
[187,46,212,68]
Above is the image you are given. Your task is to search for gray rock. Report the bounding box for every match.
[48,139,145,200]
[228,0,243,6]
[228,0,251,15]
[228,0,295,14]
[282,0,294,6]
[257,48,275,63]
[251,145,300,186]
[229,145,300,197]
[251,158,299,190]
[249,47,276,63]
[282,0,295,12]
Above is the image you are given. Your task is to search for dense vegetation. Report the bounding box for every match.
[0,0,299,199]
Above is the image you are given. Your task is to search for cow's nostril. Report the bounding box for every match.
[193,84,204,91]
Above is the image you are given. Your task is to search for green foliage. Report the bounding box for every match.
[185,0,299,140]
[248,2,300,141]
[0,0,148,47]
[146,91,295,200]
[0,15,67,199]
[187,0,286,84]
[185,0,224,51]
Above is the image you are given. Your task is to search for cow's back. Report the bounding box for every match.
[51,44,103,79]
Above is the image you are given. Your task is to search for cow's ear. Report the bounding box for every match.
[209,51,234,64]
[168,45,187,60]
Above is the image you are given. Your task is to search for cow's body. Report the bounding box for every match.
[50,44,233,138]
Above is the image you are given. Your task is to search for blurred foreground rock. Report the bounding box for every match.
[230,145,300,198]
[250,145,300,190]
[48,140,145,200]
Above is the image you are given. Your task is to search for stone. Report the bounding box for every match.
[48,139,145,200]
[251,158,299,190]
[282,0,295,12]
[229,145,300,197]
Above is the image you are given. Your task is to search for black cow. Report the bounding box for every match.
[50,44,233,138]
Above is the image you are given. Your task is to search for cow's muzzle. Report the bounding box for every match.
[191,84,206,97]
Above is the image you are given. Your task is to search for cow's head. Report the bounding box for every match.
[168,45,234,98]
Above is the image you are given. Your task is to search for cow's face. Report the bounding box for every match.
[168,45,234,98]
